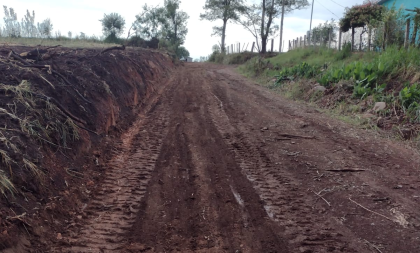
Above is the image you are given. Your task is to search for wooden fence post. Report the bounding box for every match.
[405,18,411,48]
[289,40,291,50]
[238,43,241,53]
[271,39,274,52]
[368,27,372,51]
[338,30,342,51]
[328,29,332,49]
[304,35,307,47]
[351,27,355,51]
[382,22,387,51]
[251,42,255,53]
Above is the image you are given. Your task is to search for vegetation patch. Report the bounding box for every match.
[239,44,420,140]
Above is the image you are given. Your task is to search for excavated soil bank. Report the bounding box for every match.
[2,55,420,253]
[0,45,174,251]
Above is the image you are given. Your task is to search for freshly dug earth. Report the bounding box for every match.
[3,59,420,252]
[60,63,420,253]
[0,45,174,251]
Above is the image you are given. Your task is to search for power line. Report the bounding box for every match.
[328,0,345,8]
[314,0,340,19]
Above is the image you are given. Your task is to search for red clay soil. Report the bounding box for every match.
[2,59,420,252]
[0,45,174,251]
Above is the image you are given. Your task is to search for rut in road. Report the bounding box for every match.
[59,79,173,252]
[124,66,288,252]
[57,63,420,253]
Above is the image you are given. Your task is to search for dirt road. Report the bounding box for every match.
[58,63,420,253]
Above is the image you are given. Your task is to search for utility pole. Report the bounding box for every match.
[279,0,286,52]
[309,0,315,45]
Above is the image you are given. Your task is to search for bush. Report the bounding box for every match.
[104,32,122,44]
[127,36,145,47]
[334,42,352,61]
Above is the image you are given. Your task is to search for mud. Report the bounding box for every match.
[54,63,420,253]
[3,59,420,252]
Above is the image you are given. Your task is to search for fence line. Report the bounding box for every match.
[289,17,418,52]
[226,38,284,54]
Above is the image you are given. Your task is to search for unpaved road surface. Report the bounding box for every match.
[58,63,420,253]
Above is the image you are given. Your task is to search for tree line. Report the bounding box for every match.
[201,0,309,54]
[2,0,312,57]
[1,6,54,38]
[100,0,190,58]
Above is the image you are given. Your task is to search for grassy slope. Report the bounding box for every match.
[239,45,420,85]
[236,46,420,141]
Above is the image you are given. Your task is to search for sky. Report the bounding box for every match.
[2,0,367,59]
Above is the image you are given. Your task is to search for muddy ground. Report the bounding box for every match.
[2,54,420,252]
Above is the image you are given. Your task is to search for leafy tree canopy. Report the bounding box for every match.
[100,13,126,37]
[339,2,384,32]
[176,46,190,58]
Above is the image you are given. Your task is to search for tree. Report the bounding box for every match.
[176,46,190,58]
[131,0,188,51]
[100,13,126,37]
[133,4,166,39]
[21,10,36,37]
[37,18,53,38]
[200,0,245,53]
[237,0,309,53]
[310,19,337,46]
[3,6,21,37]
[339,3,383,32]
[212,44,221,53]
[162,0,189,48]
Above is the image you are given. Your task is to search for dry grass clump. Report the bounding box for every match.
[0,80,80,196]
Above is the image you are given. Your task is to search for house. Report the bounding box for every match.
[379,0,419,42]
[180,57,193,62]
[378,0,418,11]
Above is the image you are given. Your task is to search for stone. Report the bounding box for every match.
[373,102,386,112]
[313,86,326,92]
[57,233,62,240]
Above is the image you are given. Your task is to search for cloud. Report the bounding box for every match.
[1,0,365,58]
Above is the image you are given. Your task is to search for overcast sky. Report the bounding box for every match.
[3,0,366,59]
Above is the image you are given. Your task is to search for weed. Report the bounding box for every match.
[0,169,16,196]
[23,158,43,179]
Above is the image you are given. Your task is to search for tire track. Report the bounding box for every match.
[205,70,354,252]
[58,80,172,253]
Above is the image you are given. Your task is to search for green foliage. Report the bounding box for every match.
[162,0,189,47]
[134,4,167,39]
[104,32,122,44]
[339,2,384,32]
[399,83,420,122]
[200,0,245,52]
[334,42,352,61]
[176,46,190,58]
[209,52,257,65]
[100,13,126,37]
[311,19,337,45]
[276,62,321,84]
[133,1,189,53]
[373,3,405,48]
[237,0,309,53]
